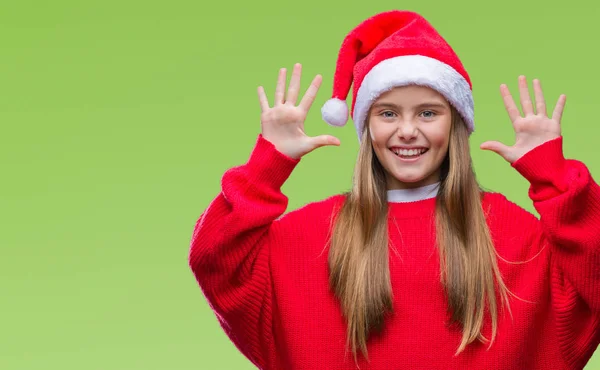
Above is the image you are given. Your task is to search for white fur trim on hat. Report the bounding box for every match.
[321,98,349,127]
[353,55,474,138]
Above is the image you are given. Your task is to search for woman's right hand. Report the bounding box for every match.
[257,63,341,159]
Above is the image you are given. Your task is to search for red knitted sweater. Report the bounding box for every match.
[189,135,600,370]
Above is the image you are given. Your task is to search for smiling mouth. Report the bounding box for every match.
[390,148,429,159]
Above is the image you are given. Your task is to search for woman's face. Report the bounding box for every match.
[368,85,452,190]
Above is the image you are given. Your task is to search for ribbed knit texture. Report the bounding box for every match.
[189,135,600,370]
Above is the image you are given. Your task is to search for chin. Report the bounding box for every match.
[389,174,427,188]
[396,175,424,184]
[387,167,440,189]
[395,169,428,181]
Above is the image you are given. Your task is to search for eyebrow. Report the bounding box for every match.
[371,102,448,110]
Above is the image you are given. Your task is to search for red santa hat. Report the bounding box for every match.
[321,10,474,139]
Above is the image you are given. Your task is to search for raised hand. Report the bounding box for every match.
[257,63,340,159]
[480,76,566,164]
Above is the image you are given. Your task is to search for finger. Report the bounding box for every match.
[309,135,341,151]
[551,94,567,123]
[518,75,534,116]
[500,84,521,122]
[532,79,547,116]
[275,68,286,106]
[298,74,323,111]
[257,86,270,113]
[480,141,511,161]
[286,63,302,106]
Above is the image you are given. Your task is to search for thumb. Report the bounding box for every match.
[307,135,341,152]
[480,140,511,160]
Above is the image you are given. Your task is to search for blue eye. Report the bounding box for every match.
[420,110,436,118]
[381,111,396,118]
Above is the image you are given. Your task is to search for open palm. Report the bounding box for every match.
[258,64,340,159]
[481,76,566,163]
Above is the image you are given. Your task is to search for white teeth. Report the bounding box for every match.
[392,148,427,156]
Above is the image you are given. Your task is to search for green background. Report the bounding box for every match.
[1,0,598,369]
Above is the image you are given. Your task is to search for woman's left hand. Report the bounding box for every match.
[480,75,566,164]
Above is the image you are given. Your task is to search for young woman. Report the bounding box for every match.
[188,10,600,370]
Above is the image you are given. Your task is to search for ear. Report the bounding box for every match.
[361,124,372,144]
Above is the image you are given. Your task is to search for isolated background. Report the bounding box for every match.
[2,0,599,369]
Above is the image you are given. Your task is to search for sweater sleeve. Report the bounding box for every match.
[188,134,299,369]
[511,136,600,366]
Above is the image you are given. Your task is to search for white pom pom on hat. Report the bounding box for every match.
[320,10,475,138]
[321,98,349,127]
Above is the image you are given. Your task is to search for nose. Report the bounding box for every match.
[396,119,418,141]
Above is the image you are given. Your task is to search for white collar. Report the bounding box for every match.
[386,182,440,203]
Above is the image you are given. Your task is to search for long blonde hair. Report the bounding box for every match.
[328,106,512,364]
